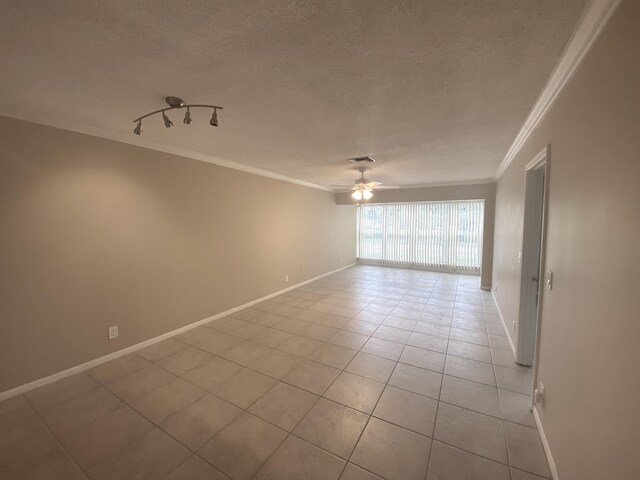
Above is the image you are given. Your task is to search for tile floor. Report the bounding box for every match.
[0,265,549,480]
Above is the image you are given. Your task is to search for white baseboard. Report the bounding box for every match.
[0,263,356,401]
[533,405,560,480]
[490,289,517,357]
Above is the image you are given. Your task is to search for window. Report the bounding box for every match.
[357,200,484,274]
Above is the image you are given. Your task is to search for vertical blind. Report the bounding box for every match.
[357,200,484,274]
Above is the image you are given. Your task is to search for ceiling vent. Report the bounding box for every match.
[348,156,376,164]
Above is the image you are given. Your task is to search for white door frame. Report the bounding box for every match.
[517,146,549,367]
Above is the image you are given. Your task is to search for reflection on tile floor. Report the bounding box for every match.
[0,266,549,479]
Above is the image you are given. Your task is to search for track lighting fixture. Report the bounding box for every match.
[132,97,223,135]
[162,112,174,128]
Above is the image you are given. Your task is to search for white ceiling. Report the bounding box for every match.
[0,0,588,189]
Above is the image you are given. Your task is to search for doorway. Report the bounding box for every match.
[517,146,549,367]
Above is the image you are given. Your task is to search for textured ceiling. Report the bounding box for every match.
[0,0,588,189]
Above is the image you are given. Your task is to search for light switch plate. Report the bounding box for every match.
[108,326,119,339]
[546,270,553,290]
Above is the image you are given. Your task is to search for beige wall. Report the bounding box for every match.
[492,1,639,478]
[0,116,357,393]
[336,183,496,288]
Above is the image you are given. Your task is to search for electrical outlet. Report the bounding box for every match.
[285,274,289,283]
[518,251,522,263]
[546,270,553,290]
[534,382,545,404]
[341,258,344,264]
[108,326,119,339]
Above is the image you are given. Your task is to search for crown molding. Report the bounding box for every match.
[0,113,332,192]
[495,0,621,179]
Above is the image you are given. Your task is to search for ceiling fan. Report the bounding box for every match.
[332,166,398,201]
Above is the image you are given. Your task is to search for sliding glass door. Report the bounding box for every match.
[357,200,484,274]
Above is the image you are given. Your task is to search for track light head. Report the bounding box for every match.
[210,109,218,127]
[183,108,192,125]
[133,121,142,136]
[162,112,174,128]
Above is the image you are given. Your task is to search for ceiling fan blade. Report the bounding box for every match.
[331,184,356,188]
[374,185,402,189]
[364,181,383,188]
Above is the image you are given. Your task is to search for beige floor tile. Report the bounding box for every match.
[0,441,87,480]
[294,398,368,459]
[212,368,276,409]
[164,455,230,479]
[40,386,122,437]
[499,389,536,427]
[413,322,450,338]
[129,377,205,423]
[494,366,533,395]
[427,441,510,480]
[434,403,508,464]
[449,327,489,346]
[88,428,190,480]
[504,421,551,477]
[248,349,304,379]
[106,364,176,401]
[217,340,272,366]
[400,345,446,372]
[0,414,56,466]
[0,395,35,428]
[308,343,357,369]
[195,331,243,355]
[137,338,189,362]
[198,412,287,480]
[491,347,520,368]
[174,326,217,345]
[347,319,384,334]
[351,417,432,480]
[248,382,318,431]
[180,356,244,392]
[354,309,388,323]
[251,328,293,348]
[447,339,492,363]
[510,467,550,479]
[276,335,323,357]
[373,385,437,436]
[161,394,242,450]
[323,372,384,414]
[282,360,341,395]
[254,434,345,480]
[299,322,339,341]
[440,375,502,417]
[407,332,448,353]
[361,337,404,361]
[383,315,419,331]
[444,355,496,386]
[489,334,512,350]
[156,346,213,375]
[388,363,442,399]
[340,463,385,479]
[60,405,153,468]
[345,352,396,383]
[373,325,412,343]
[328,330,369,350]
[88,354,150,385]
[26,373,99,411]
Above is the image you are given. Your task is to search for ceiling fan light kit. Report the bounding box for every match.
[133,97,223,135]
